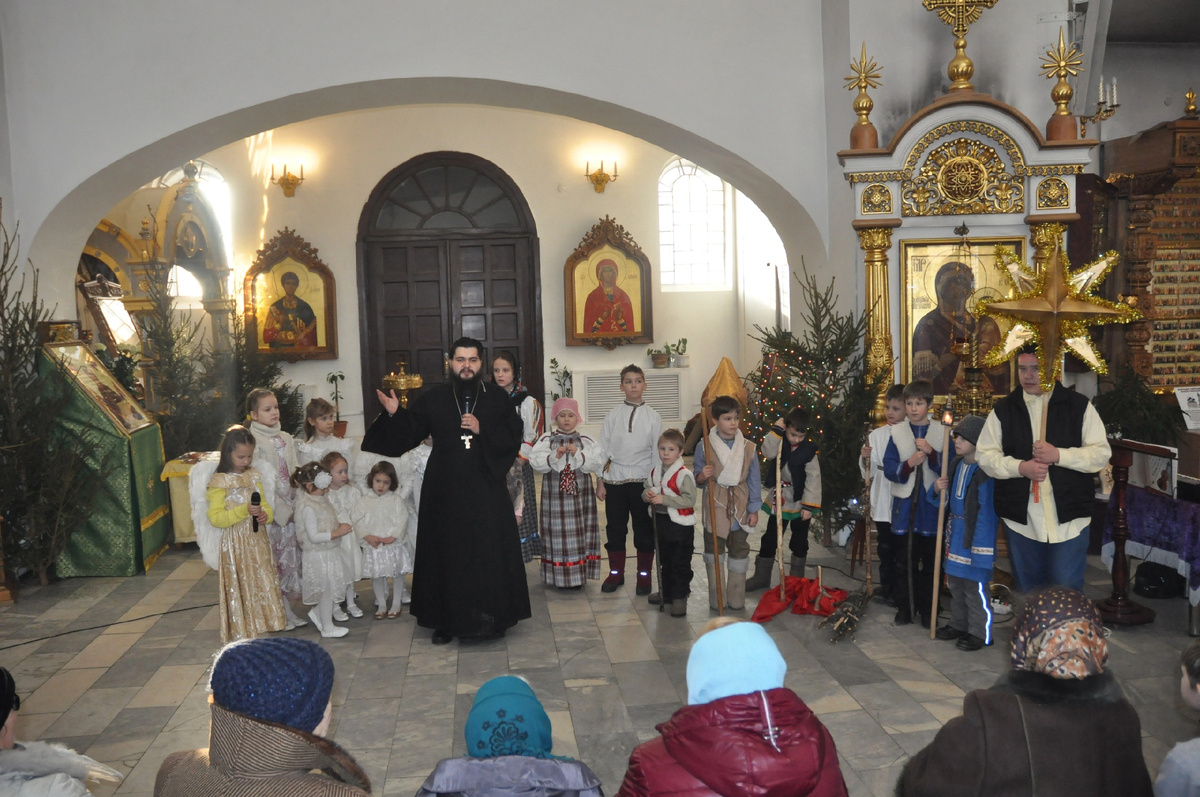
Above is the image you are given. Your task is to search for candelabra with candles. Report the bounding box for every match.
[1080,75,1120,139]
[382,357,423,408]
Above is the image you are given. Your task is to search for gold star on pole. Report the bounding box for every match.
[844,42,882,92]
[978,237,1141,392]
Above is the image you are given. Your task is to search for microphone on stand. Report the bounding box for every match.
[250,491,261,532]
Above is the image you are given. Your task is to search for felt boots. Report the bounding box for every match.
[635,551,655,596]
[601,551,626,593]
[745,555,775,592]
[726,557,749,610]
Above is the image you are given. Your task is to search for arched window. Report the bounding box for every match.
[658,158,730,290]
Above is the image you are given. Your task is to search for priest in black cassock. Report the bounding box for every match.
[362,337,531,644]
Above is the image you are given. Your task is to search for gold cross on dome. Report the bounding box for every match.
[923,0,998,38]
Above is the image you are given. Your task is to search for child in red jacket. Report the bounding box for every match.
[617,618,848,797]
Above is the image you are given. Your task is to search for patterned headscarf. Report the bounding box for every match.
[1011,587,1108,679]
[464,676,554,759]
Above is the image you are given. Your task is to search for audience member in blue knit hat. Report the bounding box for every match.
[154,638,371,796]
[618,618,848,796]
[418,675,602,796]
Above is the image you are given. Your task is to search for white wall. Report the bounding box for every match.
[0,0,829,314]
[192,105,780,434]
[1096,43,1200,146]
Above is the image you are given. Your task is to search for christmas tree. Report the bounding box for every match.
[0,207,104,584]
[745,269,884,544]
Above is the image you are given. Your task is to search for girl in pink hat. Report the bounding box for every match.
[530,399,605,589]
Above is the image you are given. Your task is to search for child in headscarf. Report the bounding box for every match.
[417,676,602,796]
[899,587,1152,796]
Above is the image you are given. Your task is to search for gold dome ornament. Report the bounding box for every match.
[977,237,1141,392]
[1039,27,1084,140]
[844,42,882,150]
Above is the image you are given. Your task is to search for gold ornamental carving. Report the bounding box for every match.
[1026,164,1084,177]
[902,137,1024,216]
[861,184,893,215]
[903,121,1025,176]
[857,226,897,413]
[1035,177,1071,210]
[847,170,904,185]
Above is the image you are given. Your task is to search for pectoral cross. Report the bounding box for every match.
[461,433,473,450]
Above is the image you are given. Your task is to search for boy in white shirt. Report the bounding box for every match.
[597,365,663,595]
[859,384,906,606]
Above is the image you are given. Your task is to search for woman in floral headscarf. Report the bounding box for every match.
[417,676,602,796]
[897,587,1151,796]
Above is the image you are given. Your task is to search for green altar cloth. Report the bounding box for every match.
[39,344,170,577]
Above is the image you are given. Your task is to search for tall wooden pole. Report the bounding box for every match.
[776,440,786,600]
[929,405,955,639]
[702,410,724,616]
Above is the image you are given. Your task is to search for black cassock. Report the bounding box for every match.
[362,381,531,636]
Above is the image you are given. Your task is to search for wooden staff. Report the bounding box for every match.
[702,408,724,616]
[776,435,786,601]
[929,404,955,639]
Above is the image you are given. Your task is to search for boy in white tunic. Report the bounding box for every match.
[597,365,662,596]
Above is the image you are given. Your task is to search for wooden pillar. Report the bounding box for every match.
[1096,441,1155,625]
[854,219,901,420]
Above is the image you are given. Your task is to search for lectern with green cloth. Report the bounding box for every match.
[39,343,170,576]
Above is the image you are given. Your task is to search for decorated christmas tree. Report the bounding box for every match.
[745,269,885,544]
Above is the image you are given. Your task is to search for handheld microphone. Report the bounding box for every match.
[463,394,473,416]
[250,491,261,532]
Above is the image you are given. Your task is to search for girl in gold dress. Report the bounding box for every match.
[207,425,288,645]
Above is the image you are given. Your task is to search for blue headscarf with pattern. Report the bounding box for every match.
[465,676,555,759]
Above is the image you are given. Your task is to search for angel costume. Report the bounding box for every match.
[529,430,604,587]
[205,468,287,645]
[297,432,353,466]
[327,482,365,588]
[398,441,432,549]
[295,490,350,604]
[249,420,302,603]
[353,491,412,579]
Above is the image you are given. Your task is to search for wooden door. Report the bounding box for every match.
[450,238,534,377]
[358,152,543,412]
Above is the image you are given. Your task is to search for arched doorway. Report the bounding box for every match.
[357,152,543,409]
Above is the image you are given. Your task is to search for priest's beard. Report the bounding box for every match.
[450,371,480,392]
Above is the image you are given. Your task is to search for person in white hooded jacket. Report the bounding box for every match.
[0,667,122,796]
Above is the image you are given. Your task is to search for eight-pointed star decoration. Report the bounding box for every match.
[978,238,1141,392]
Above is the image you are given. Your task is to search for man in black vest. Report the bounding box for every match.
[976,348,1110,592]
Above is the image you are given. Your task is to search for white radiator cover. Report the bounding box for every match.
[576,368,689,423]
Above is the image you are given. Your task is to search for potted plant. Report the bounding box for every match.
[670,338,689,367]
[647,344,670,369]
[326,370,348,437]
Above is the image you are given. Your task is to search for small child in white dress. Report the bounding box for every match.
[297,397,353,467]
[353,461,411,619]
[396,436,431,604]
[320,451,364,619]
[290,462,355,638]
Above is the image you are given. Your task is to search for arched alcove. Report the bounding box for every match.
[357,151,542,406]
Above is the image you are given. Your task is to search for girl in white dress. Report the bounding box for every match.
[247,387,306,629]
[321,451,364,619]
[353,461,411,619]
[297,398,353,466]
[290,462,355,638]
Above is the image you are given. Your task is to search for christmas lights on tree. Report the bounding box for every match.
[745,269,885,545]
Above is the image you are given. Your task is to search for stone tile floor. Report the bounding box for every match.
[1,541,1196,796]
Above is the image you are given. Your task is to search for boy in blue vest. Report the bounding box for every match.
[883,379,944,627]
[747,408,821,590]
[925,415,996,651]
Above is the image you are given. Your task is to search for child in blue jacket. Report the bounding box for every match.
[925,414,996,651]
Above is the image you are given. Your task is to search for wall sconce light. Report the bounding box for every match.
[584,161,618,193]
[270,164,305,197]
